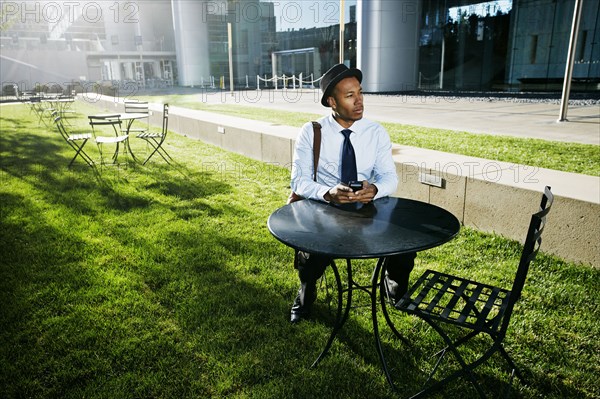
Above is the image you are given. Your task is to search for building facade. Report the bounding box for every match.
[1,0,598,95]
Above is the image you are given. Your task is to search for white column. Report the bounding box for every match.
[558,0,584,122]
[357,0,421,92]
[171,0,211,86]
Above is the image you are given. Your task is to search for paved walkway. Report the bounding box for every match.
[5,88,598,144]
[194,89,600,145]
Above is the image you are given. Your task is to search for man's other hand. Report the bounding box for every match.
[324,181,377,204]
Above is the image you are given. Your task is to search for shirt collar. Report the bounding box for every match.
[327,114,368,133]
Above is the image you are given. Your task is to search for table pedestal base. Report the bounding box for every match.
[310,257,408,391]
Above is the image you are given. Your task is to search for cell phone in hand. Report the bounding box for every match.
[349,181,362,192]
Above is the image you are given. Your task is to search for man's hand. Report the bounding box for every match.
[324,181,378,204]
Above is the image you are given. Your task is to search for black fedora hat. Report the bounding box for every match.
[320,64,362,107]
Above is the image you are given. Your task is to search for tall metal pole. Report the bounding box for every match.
[558,0,584,122]
[339,0,345,64]
[228,22,234,96]
[271,52,277,89]
[440,37,445,89]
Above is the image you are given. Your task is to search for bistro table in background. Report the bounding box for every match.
[45,96,76,119]
[88,112,149,162]
[91,112,149,135]
[267,196,460,387]
[116,112,150,136]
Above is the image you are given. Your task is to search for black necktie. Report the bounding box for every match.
[340,129,357,184]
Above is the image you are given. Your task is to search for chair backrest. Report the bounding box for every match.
[124,100,149,114]
[161,103,169,135]
[88,114,122,136]
[503,186,554,329]
[54,115,68,141]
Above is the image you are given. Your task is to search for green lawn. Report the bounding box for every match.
[1,102,598,398]
[137,93,600,176]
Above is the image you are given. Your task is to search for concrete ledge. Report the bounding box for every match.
[89,96,600,268]
[393,145,600,266]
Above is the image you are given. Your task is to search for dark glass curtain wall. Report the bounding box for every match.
[418,0,599,93]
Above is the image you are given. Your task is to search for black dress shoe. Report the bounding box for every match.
[290,283,318,323]
[384,274,410,304]
[290,293,309,323]
[384,274,400,303]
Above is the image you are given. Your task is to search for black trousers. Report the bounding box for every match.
[296,251,417,290]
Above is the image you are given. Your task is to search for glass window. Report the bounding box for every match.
[419,0,513,91]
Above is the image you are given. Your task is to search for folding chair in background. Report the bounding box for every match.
[55,94,77,122]
[88,114,129,166]
[123,99,150,134]
[385,186,554,398]
[136,103,172,165]
[53,115,95,168]
[28,96,52,126]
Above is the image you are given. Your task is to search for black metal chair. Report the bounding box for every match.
[53,115,95,168]
[386,186,554,398]
[124,99,149,134]
[55,94,77,121]
[136,103,172,165]
[88,114,128,166]
[28,95,51,126]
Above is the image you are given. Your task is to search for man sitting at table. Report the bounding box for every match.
[289,64,416,323]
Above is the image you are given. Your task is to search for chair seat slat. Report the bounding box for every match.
[95,135,128,144]
[440,279,470,320]
[69,133,92,141]
[457,284,485,324]
[425,274,456,314]
[474,286,504,330]
[405,270,441,312]
[491,291,513,331]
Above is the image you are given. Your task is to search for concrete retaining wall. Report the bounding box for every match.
[393,145,600,268]
[90,96,600,268]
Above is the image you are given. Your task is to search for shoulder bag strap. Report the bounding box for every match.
[290,122,322,269]
[311,121,322,182]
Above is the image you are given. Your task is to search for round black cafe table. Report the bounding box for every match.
[268,196,460,259]
[268,196,460,385]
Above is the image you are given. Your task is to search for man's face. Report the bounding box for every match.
[328,76,364,127]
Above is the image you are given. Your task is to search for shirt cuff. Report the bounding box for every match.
[372,184,383,200]
[317,186,331,203]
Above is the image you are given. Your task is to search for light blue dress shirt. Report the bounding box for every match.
[291,114,398,201]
